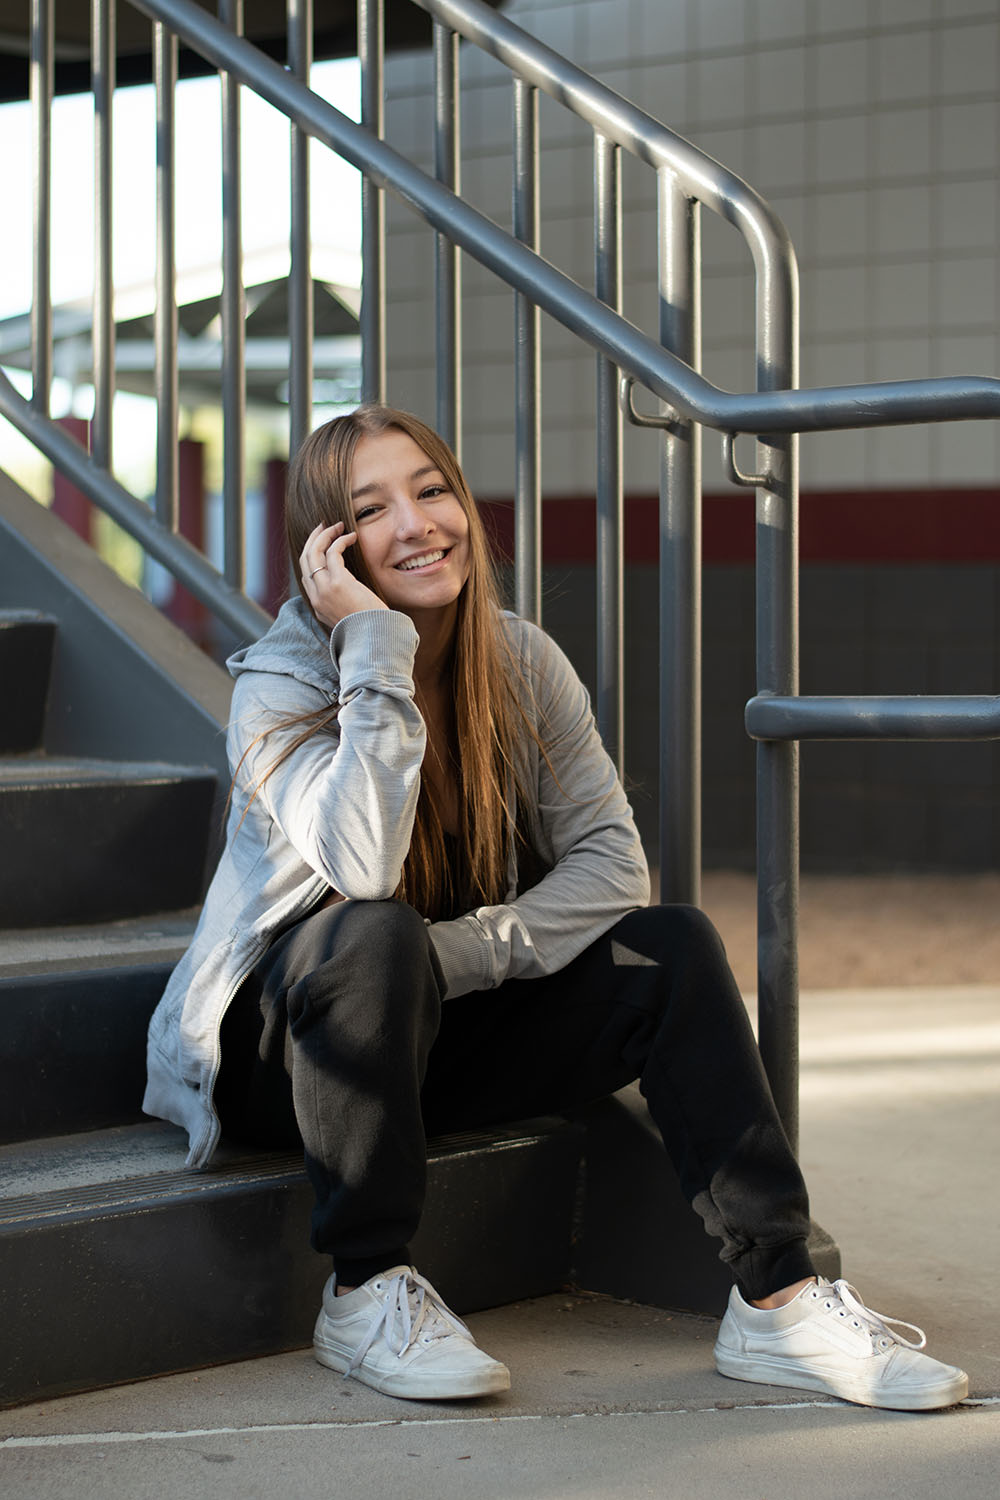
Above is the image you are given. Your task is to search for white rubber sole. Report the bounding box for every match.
[313,1336,511,1400]
[714,1348,969,1411]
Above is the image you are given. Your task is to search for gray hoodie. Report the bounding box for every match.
[143,598,649,1167]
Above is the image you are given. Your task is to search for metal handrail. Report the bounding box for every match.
[122,0,1000,434]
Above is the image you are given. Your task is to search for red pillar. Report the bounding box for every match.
[51,417,94,543]
[264,456,289,617]
[164,437,209,647]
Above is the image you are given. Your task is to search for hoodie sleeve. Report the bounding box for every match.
[426,622,649,997]
[228,609,426,900]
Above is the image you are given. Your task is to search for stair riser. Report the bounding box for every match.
[0,1127,582,1407]
[0,776,216,925]
[0,616,55,753]
[0,965,170,1144]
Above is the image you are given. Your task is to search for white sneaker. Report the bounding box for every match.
[313,1265,511,1400]
[714,1277,968,1410]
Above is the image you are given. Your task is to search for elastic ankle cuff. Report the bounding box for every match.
[731,1237,817,1302]
[334,1249,411,1287]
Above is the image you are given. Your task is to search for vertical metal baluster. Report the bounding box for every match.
[433,23,461,458]
[755,250,801,1148]
[91,0,115,471]
[219,0,245,591]
[594,133,623,775]
[30,0,53,416]
[288,0,313,460]
[512,77,540,625]
[359,0,386,404]
[657,168,702,907]
[154,23,179,531]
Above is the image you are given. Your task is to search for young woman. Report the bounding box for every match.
[145,404,967,1410]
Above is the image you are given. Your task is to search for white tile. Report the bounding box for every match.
[462,428,516,499]
[461,79,513,155]
[385,229,434,296]
[383,364,436,427]
[934,332,998,379]
[814,38,872,112]
[688,0,750,50]
[629,0,691,59]
[937,101,1000,176]
[464,287,515,360]
[702,272,756,338]
[801,428,870,488]
[814,188,872,260]
[464,358,517,429]
[814,0,877,37]
[461,152,515,223]
[810,264,869,334]
[873,29,932,106]
[873,106,932,179]
[578,0,635,67]
[690,53,749,127]
[932,179,998,253]
[806,338,875,388]
[755,0,811,45]
[755,119,808,192]
[940,20,1000,98]
[541,353,595,422]
[754,44,809,117]
[813,114,871,185]
[873,333,933,381]
[935,256,998,329]
[626,59,690,124]
[874,184,932,256]
[541,424,594,493]
[868,422,932,486]
[877,0,934,26]
[932,420,999,485]
[871,260,933,333]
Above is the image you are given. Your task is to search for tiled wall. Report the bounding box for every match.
[382,0,1000,871]
[384,0,1000,498]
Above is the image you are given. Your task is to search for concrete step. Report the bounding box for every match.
[0,911,197,1144]
[0,757,216,926]
[0,1116,584,1408]
[0,610,56,753]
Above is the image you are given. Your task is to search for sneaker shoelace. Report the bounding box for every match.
[812,1278,927,1354]
[346,1268,473,1376]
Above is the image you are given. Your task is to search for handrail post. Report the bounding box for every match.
[91,0,116,470]
[657,168,702,907]
[512,75,541,625]
[220,0,246,592]
[30,0,53,416]
[288,0,314,459]
[153,22,179,531]
[754,243,802,1149]
[359,0,386,404]
[433,21,461,459]
[594,133,624,774]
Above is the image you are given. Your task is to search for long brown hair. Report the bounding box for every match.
[255,404,537,920]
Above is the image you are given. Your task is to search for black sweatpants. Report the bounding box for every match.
[214,900,816,1301]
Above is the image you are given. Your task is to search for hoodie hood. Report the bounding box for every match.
[227,596,336,698]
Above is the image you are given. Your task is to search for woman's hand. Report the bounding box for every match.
[300,521,388,629]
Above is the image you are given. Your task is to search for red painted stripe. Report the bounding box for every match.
[479,489,1000,565]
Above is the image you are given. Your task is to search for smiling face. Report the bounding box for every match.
[349,427,471,623]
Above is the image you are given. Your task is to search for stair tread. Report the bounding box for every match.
[0,756,215,785]
[0,1117,574,1220]
[0,909,199,978]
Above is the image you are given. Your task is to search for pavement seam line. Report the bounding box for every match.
[4,1398,998,1448]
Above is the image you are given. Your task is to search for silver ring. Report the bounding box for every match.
[309,565,326,578]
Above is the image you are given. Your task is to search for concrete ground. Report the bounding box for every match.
[2,873,998,1498]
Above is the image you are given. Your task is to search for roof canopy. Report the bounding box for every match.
[0,1,506,102]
